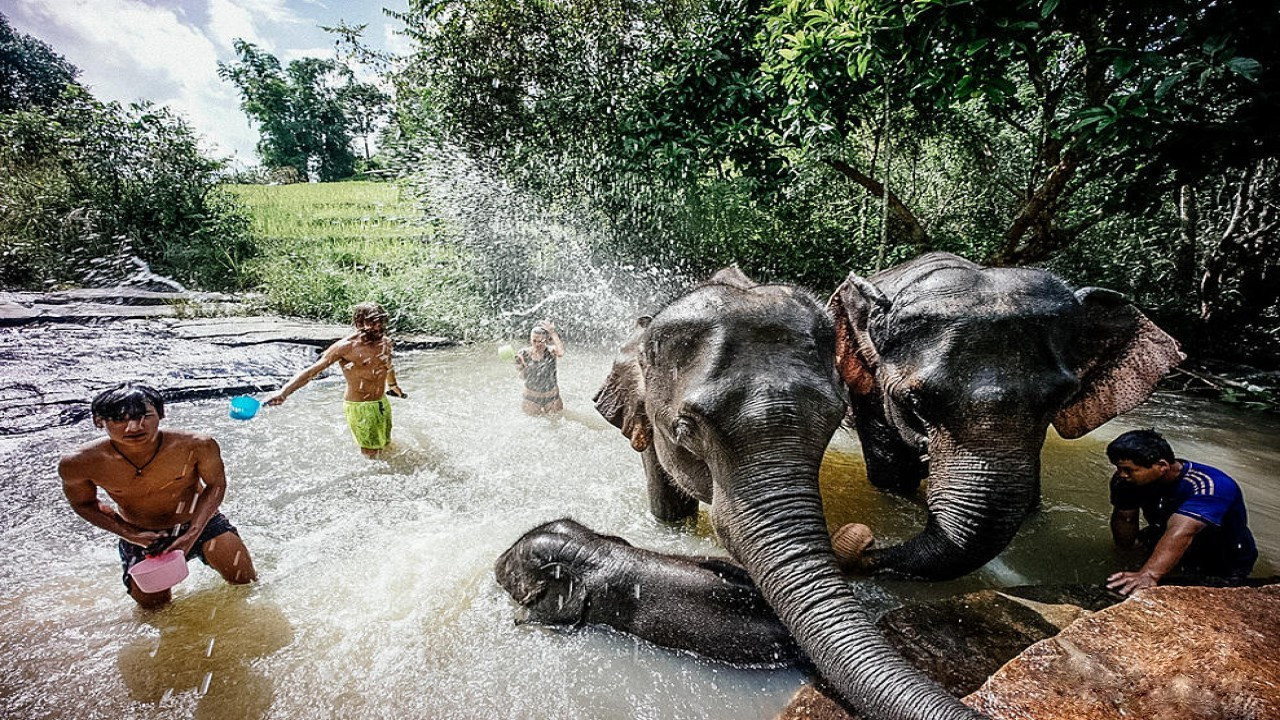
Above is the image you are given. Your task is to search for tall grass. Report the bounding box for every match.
[225,182,489,338]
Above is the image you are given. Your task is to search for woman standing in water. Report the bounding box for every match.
[515,320,565,415]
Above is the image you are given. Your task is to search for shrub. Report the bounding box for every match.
[0,86,255,290]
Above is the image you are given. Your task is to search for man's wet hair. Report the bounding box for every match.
[91,383,165,422]
[1106,429,1175,467]
[353,302,389,325]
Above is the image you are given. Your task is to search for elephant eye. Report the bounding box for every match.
[901,389,921,409]
[673,416,696,444]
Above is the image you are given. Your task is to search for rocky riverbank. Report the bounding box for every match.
[0,287,456,435]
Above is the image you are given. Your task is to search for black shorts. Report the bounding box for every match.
[118,513,240,590]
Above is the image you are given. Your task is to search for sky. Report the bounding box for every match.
[1,0,412,166]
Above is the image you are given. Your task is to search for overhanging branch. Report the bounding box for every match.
[822,157,929,250]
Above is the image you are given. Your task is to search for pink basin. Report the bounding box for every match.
[128,549,189,593]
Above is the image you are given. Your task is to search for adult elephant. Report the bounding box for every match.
[828,252,1183,579]
[594,267,985,720]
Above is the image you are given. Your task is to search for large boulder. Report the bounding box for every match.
[967,584,1280,720]
[779,584,1279,720]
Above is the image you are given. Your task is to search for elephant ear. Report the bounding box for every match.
[593,317,652,451]
[1052,287,1185,439]
[827,273,890,398]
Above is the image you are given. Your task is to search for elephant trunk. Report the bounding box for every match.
[866,427,1042,579]
[724,457,985,720]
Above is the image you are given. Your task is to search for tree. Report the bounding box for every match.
[1,86,253,289]
[218,41,361,181]
[397,0,1280,364]
[663,0,1279,264]
[340,80,389,163]
[0,11,79,112]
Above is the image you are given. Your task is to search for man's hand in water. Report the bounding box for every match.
[387,385,408,399]
[263,392,287,406]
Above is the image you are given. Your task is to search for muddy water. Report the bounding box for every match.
[1,346,1276,719]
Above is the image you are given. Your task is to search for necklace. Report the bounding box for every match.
[110,431,164,476]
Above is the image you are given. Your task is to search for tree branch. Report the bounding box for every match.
[993,149,1080,264]
[822,157,929,250]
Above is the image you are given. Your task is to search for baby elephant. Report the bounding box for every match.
[494,518,799,665]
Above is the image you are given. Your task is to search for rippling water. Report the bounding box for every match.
[1,346,1276,719]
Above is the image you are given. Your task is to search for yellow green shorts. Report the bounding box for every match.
[344,396,391,449]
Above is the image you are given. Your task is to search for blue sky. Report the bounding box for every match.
[1,0,409,165]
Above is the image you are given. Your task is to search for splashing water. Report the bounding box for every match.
[399,142,693,345]
[0,363,1277,714]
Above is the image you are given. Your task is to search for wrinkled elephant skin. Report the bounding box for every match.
[829,252,1183,579]
[494,518,799,665]
[592,268,985,720]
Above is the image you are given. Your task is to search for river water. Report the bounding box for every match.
[1,345,1276,719]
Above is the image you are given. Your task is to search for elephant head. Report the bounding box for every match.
[595,268,985,720]
[829,252,1184,579]
[495,517,801,665]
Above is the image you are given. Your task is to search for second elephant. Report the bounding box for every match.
[829,252,1184,579]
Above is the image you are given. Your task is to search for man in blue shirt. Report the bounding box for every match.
[1105,429,1258,595]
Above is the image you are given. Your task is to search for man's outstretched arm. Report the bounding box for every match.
[1107,513,1204,595]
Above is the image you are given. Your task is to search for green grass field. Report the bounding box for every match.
[224,181,489,338]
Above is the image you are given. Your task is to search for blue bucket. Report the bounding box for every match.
[229,395,261,420]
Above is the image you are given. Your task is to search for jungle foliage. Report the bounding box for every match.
[395,0,1280,366]
[0,14,253,291]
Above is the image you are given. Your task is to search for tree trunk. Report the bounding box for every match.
[991,150,1080,266]
[1175,184,1199,294]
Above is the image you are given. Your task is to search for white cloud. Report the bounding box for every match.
[281,46,335,63]
[8,0,257,159]
[383,19,415,57]
[206,0,264,51]
[4,0,400,166]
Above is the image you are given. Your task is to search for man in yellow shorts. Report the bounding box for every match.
[266,302,406,457]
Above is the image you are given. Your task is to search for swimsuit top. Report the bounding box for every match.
[518,348,559,393]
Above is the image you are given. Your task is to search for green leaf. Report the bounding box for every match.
[1153,74,1180,101]
[1225,56,1262,81]
[1041,0,1059,19]
[1113,56,1135,79]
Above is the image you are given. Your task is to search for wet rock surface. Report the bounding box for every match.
[778,585,1123,720]
[779,584,1280,720]
[0,289,455,435]
[967,584,1280,720]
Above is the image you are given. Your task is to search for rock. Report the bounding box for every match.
[0,288,235,325]
[777,585,1122,720]
[0,300,41,323]
[778,584,1280,720]
[170,316,453,350]
[876,584,1120,697]
[967,584,1280,720]
[0,312,457,434]
[43,287,232,306]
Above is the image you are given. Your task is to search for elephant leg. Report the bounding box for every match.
[642,445,698,522]
[853,401,927,493]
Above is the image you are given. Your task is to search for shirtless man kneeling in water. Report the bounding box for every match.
[59,382,256,608]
